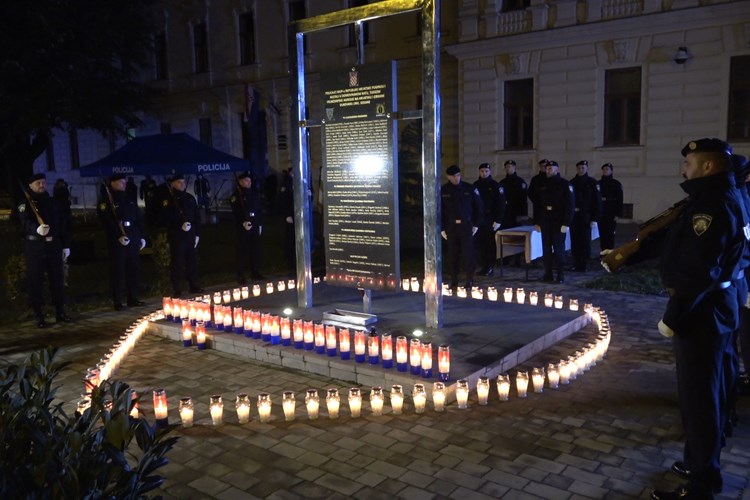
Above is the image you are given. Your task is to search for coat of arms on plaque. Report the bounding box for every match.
[326,108,334,121]
[349,69,359,87]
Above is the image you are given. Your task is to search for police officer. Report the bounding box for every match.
[231,171,264,283]
[441,165,483,289]
[97,174,146,310]
[473,163,505,276]
[498,159,528,229]
[194,174,211,217]
[140,175,158,228]
[161,174,202,296]
[652,138,747,500]
[598,162,624,254]
[527,159,549,218]
[569,160,601,271]
[17,173,72,327]
[533,161,574,283]
[739,156,750,397]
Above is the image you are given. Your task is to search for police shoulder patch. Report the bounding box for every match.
[693,214,713,236]
[18,203,25,213]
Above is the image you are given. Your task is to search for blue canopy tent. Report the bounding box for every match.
[78,133,250,177]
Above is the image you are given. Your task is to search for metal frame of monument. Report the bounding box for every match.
[288,0,444,328]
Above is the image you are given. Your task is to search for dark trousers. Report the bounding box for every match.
[570,215,591,269]
[24,239,65,315]
[236,227,262,280]
[599,215,617,251]
[108,240,141,303]
[169,235,198,293]
[446,223,475,286]
[475,223,496,272]
[540,221,566,277]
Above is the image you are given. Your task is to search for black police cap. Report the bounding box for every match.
[547,160,559,168]
[27,172,46,184]
[681,138,732,157]
[238,171,252,180]
[601,162,614,170]
[504,160,516,166]
[478,163,491,170]
[576,160,588,167]
[446,165,460,176]
[110,174,126,182]
[170,174,185,182]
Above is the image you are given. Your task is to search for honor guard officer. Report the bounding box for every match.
[527,159,549,219]
[17,173,72,327]
[97,174,146,311]
[533,161,574,283]
[651,138,748,500]
[569,160,602,271]
[161,174,202,296]
[598,163,624,255]
[441,165,483,289]
[498,160,528,229]
[473,163,505,276]
[231,171,264,283]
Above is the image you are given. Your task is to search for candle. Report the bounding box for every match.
[212,292,221,305]
[243,310,253,337]
[178,397,193,427]
[412,383,427,414]
[277,280,286,291]
[396,336,408,371]
[339,328,351,360]
[153,389,169,426]
[456,379,469,409]
[420,342,433,378]
[303,321,314,350]
[196,321,207,350]
[257,393,272,423]
[214,306,224,331]
[270,315,280,345]
[471,287,483,300]
[438,345,450,381]
[280,317,291,346]
[129,392,139,419]
[76,398,91,416]
[241,286,249,299]
[370,387,384,416]
[188,302,197,325]
[516,288,525,304]
[292,319,303,348]
[503,287,513,302]
[314,323,325,354]
[457,286,467,298]
[568,355,579,380]
[282,391,296,421]
[223,310,232,332]
[442,283,453,296]
[516,371,529,398]
[236,393,251,424]
[381,333,393,368]
[326,388,340,419]
[368,332,379,364]
[252,284,261,296]
[325,325,337,356]
[531,367,545,393]
[179,302,188,321]
[348,388,362,418]
[569,298,579,311]
[232,288,241,301]
[409,339,421,375]
[163,297,173,320]
[210,395,223,425]
[547,363,560,389]
[288,279,295,289]
[529,291,539,306]
[266,282,274,294]
[544,293,554,307]
[233,307,244,334]
[305,389,319,420]
[401,278,410,291]
[354,331,366,363]
[222,290,231,303]
[477,376,490,405]
[390,385,404,415]
[497,374,510,401]
[559,360,571,384]
[432,382,446,412]
[554,295,563,309]
[487,286,498,301]
[410,277,420,292]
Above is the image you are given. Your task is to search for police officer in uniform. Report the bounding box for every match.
[231,172,264,283]
[161,174,202,296]
[498,159,528,229]
[533,161,574,283]
[194,174,211,217]
[652,138,747,500]
[569,160,601,271]
[473,163,505,276]
[598,162,624,254]
[527,159,549,219]
[97,174,146,310]
[441,165,483,289]
[17,173,72,327]
[140,175,158,227]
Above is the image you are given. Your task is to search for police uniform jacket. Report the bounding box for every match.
[527,172,547,214]
[498,173,528,218]
[231,187,263,228]
[660,172,748,334]
[97,190,145,243]
[570,173,601,223]
[473,177,505,226]
[162,190,200,238]
[533,174,574,227]
[18,191,71,247]
[441,181,483,230]
[599,176,623,218]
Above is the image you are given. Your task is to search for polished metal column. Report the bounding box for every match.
[421,0,442,328]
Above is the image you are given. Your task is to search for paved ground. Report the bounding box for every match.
[2,257,749,499]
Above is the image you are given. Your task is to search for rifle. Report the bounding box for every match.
[100,176,128,240]
[17,178,45,226]
[601,197,689,273]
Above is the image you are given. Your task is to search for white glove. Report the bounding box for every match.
[492,222,501,231]
[118,236,130,246]
[657,319,674,338]
[242,221,253,231]
[62,248,70,261]
[285,216,293,224]
[560,225,569,234]
[590,221,598,229]
[140,239,146,250]
[259,226,263,236]
[36,224,50,236]
[441,230,447,240]
[181,222,192,232]
[533,225,541,232]
[472,226,478,236]
[745,292,750,309]
[194,236,200,248]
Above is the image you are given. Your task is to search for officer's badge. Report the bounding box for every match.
[692,214,712,236]
[473,188,480,196]
[521,182,527,189]
[99,203,106,211]
[162,200,168,207]
[499,187,505,195]
[18,203,25,213]
[596,185,601,191]
[569,186,574,193]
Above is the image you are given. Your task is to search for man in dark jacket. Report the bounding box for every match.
[598,162,624,254]
[231,171,264,283]
[161,174,202,296]
[527,159,549,219]
[473,163,505,276]
[533,161,574,283]
[441,165,483,289]
[498,159,528,229]
[569,160,601,271]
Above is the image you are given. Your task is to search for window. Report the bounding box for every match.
[69,129,80,169]
[501,0,530,12]
[347,1,369,47]
[45,139,55,172]
[503,78,533,149]
[289,0,307,54]
[193,23,209,73]
[160,122,172,135]
[728,55,750,142]
[199,118,212,146]
[239,11,256,65]
[154,32,168,79]
[604,67,641,146]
